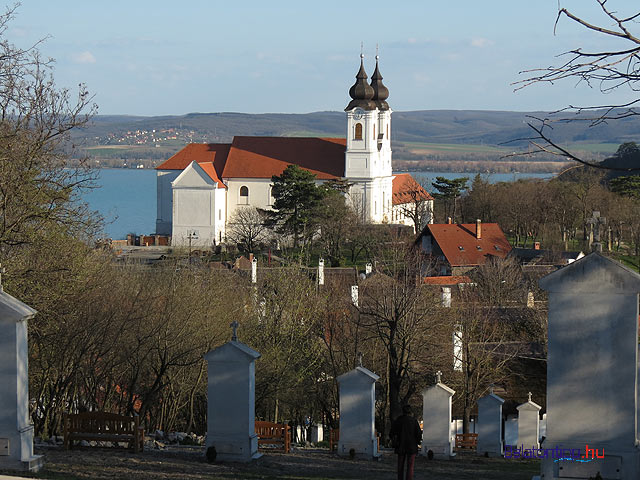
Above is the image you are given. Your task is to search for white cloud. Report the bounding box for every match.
[471,37,494,48]
[71,51,96,64]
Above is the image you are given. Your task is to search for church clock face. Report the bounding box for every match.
[353,108,364,120]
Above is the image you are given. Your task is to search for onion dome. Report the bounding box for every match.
[345,54,377,111]
[370,56,389,110]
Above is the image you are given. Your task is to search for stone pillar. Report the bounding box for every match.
[351,286,358,307]
[0,287,44,472]
[251,257,257,284]
[204,322,261,462]
[477,390,504,457]
[421,371,454,459]
[539,253,640,480]
[318,258,324,286]
[516,392,541,450]
[337,366,380,459]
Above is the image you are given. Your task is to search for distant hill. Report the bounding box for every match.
[73,109,640,146]
[71,110,640,172]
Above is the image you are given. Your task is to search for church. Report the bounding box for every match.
[155,55,433,246]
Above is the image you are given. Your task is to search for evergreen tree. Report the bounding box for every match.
[269,165,325,248]
[431,176,469,223]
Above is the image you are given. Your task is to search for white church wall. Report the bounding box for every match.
[172,188,216,247]
[156,170,180,235]
[226,178,274,222]
[171,162,222,247]
[214,187,226,244]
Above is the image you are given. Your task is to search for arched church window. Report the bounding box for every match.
[239,185,249,204]
[354,123,363,140]
[386,124,389,139]
[373,124,376,138]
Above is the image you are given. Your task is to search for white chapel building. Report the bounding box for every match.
[155,56,433,246]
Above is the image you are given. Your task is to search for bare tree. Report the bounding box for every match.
[0,5,99,250]
[226,207,269,253]
[513,1,640,170]
[395,178,433,233]
[357,244,451,438]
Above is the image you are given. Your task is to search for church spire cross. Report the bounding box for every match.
[436,370,442,384]
[357,352,363,367]
[528,392,532,402]
[230,321,239,342]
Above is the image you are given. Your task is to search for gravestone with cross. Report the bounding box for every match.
[204,321,262,462]
[587,211,607,252]
[0,270,44,472]
[421,371,455,459]
[516,392,541,450]
[337,364,380,459]
[539,253,640,479]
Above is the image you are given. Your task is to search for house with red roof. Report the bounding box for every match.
[156,56,432,246]
[417,220,512,275]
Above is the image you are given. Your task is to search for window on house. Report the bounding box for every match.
[355,123,363,140]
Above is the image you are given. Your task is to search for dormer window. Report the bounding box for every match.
[494,245,501,251]
[458,246,464,251]
[476,246,482,251]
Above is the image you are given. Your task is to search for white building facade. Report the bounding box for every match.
[155,56,431,246]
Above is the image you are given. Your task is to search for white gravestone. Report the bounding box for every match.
[477,390,504,457]
[539,253,640,480]
[0,286,44,472]
[337,366,380,459]
[421,371,455,459]
[516,392,541,450]
[204,322,262,462]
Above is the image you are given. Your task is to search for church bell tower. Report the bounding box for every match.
[344,53,393,223]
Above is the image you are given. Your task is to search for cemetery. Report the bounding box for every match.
[1,252,638,480]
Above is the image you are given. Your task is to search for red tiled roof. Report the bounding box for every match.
[157,137,346,180]
[392,174,433,205]
[423,275,472,285]
[198,162,226,188]
[157,144,230,181]
[222,136,345,179]
[424,223,512,267]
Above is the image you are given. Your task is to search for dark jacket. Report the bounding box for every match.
[389,414,422,454]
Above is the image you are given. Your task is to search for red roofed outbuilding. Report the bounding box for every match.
[417,220,512,275]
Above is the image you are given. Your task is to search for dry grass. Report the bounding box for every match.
[0,447,540,480]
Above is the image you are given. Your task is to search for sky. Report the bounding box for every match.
[9,1,639,116]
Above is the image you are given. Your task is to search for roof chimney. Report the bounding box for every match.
[476,219,482,239]
[447,217,452,224]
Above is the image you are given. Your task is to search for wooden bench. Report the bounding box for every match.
[454,433,478,451]
[329,429,380,452]
[255,420,291,453]
[63,412,144,453]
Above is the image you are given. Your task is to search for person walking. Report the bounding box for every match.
[390,404,422,480]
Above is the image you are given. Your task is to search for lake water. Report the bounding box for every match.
[84,169,556,240]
